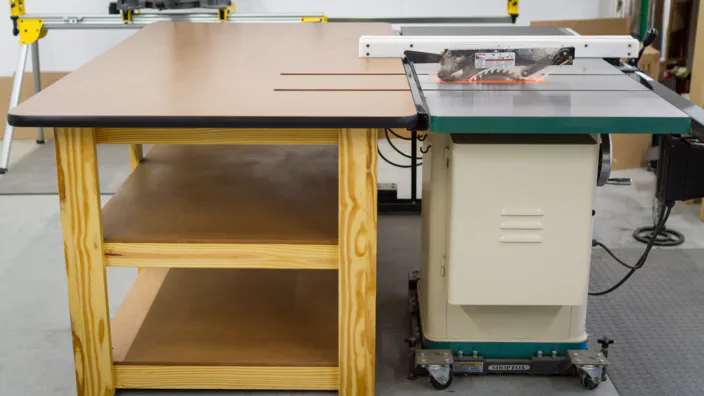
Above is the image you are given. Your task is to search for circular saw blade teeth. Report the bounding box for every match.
[472,68,523,81]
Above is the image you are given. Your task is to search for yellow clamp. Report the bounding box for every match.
[301,15,327,23]
[18,18,46,45]
[10,0,25,17]
[122,9,133,23]
[218,4,235,22]
[507,0,519,23]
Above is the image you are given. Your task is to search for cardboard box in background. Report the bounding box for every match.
[638,46,662,80]
[531,18,659,170]
[0,72,68,140]
[612,46,661,170]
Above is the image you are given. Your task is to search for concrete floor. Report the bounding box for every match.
[1,140,703,395]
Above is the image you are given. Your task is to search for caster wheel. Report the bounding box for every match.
[429,366,454,390]
[580,371,600,390]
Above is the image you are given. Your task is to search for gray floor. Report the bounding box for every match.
[0,142,136,195]
[588,248,704,396]
[1,141,703,395]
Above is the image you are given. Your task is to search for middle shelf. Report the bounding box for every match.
[101,144,340,269]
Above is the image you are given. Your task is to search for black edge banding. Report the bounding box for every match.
[7,114,420,130]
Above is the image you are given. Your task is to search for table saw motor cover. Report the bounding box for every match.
[420,133,597,343]
[446,134,597,306]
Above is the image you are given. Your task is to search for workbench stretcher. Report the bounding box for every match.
[8,22,418,395]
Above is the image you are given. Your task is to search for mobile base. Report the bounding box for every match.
[406,272,612,391]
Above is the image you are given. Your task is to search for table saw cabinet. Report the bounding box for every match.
[419,132,598,358]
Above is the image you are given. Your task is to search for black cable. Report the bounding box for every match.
[377,129,423,168]
[385,129,413,159]
[589,202,674,296]
[633,226,684,246]
[592,240,637,270]
[387,128,412,140]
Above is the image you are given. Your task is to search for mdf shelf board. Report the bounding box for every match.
[111,268,338,367]
[102,144,339,244]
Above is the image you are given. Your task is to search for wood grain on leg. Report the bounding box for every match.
[129,144,143,170]
[338,128,378,396]
[55,128,114,396]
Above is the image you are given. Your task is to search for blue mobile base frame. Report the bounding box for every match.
[405,271,612,391]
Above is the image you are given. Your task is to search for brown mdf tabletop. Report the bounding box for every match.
[8,22,418,129]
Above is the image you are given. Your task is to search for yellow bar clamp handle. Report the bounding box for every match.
[301,15,328,23]
[507,0,519,23]
[218,4,235,22]
[10,0,26,36]
[121,9,133,23]
[10,0,25,17]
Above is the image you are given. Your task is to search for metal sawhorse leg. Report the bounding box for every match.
[1,41,44,174]
[31,41,45,144]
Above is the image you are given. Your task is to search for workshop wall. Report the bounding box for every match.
[0,0,605,76]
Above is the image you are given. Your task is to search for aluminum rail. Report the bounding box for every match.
[21,12,325,29]
[18,13,511,29]
[328,16,513,24]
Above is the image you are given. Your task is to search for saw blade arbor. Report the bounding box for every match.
[434,46,575,83]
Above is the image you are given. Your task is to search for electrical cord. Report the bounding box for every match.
[385,129,414,159]
[377,129,423,169]
[386,128,412,140]
[633,226,684,246]
[592,240,637,270]
[589,201,674,296]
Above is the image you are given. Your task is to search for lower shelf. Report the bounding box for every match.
[111,268,339,389]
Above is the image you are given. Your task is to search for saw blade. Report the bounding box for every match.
[470,68,523,82]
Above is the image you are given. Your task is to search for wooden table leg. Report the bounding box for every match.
[129,144,144,170]
[55,128,115,396]
[338,128,378,395]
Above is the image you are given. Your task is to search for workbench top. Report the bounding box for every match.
[8,22,418,129]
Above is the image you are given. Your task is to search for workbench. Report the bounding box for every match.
[8,22,418,395]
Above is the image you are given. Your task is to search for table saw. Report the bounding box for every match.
[360,25,692,390]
